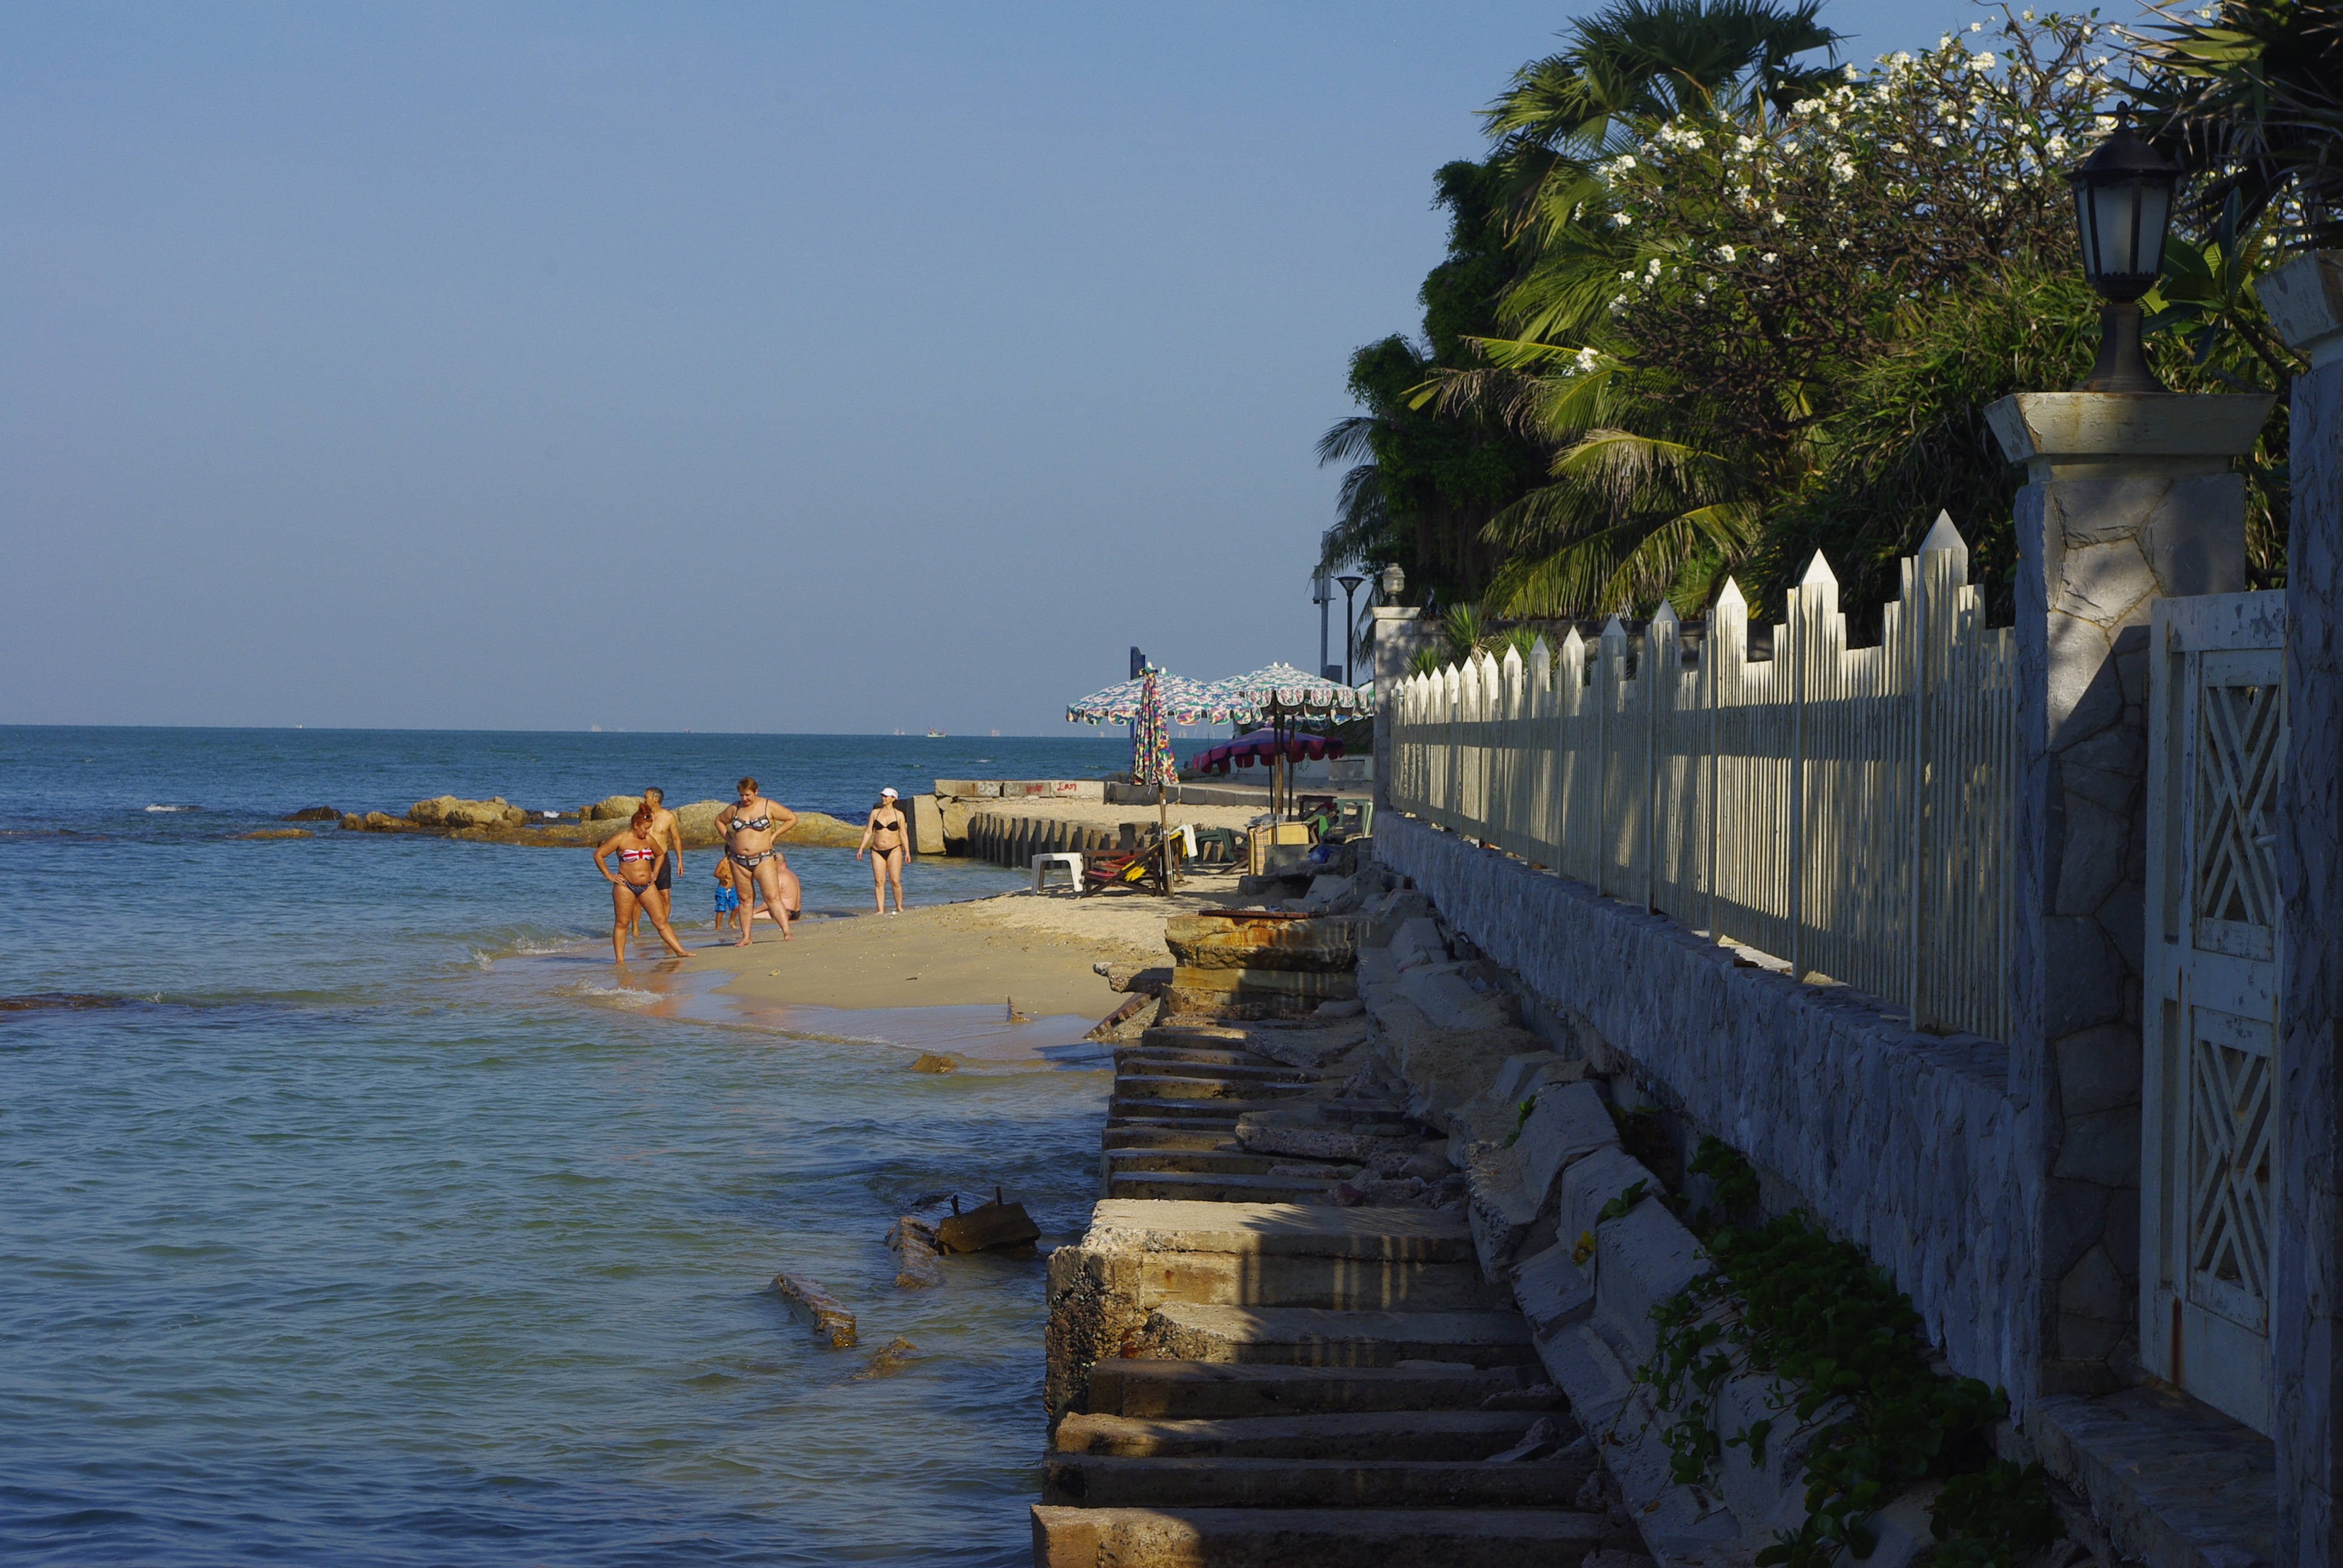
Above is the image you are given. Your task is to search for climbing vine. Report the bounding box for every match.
[1637,1137,2063,1567]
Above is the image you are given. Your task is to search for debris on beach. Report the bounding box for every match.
[907,1053,956,1074]
[848,1336,919,1380]
[885,1217,943,1288]
[1005,996,1031,1024]
[769,1272,857,1348]
[935,1189,1040,1254]
[1084,993,1157,1043]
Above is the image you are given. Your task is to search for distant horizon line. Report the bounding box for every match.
[0,721,1138,738]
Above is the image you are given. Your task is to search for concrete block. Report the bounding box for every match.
[1398,965,1518,1030]
[1389,917,1447,970]
[1557,1146,1658,1243]
[1592,1200,1711,1365]
[1139,1302,1539,1368]
[1510,1239,1596,1341]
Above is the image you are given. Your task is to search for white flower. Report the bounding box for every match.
[1714,243,1737,263]
[1614,210,1634,226]
[1608,294,1629,316]
[1940,33,1954,47]
[2046,132,2069,156]
[2094,114,2117,134]
[1645,257,1662,279]
[2022,7,2033,16]
[1969,50,1997,72]
[2064,68,2087,86]
[1892,50,1913,66]
[1930,134,1948,147]
[1736,134,1758,153]
[1571,347,1602,374]
[1970,20,1984,30]
[1771,208,1788,224]
[1619,269,1637,282]
[1837,237,1851,249]
[1889,141,1909,153]
[1761,251,1779,264]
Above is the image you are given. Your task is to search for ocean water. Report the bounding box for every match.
[0,727,1129,1567]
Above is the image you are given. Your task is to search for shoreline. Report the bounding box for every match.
[675,872,1253,1019]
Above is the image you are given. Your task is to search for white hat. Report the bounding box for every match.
[880,786,898,797]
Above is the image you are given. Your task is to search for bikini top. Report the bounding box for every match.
[618,846,660,862]
[730,810,772,833]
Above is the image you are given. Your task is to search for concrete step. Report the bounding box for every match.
[1054,1408,1570,1460]
[1107,1171,1343,1203]
[1116,1056,1320,1084]
[1108,1097,1291,1122]
[1044,1452,1597,1509]
[1113,1045,1285,1071]
[1086,1359,1534,1419]
[1083,1200,1473,1263]
[1142,1025,1259,1050]
[1101,1148,1309,1177]
[1101,1127,1242,1152]
[1138,1304,1538,1368]
[1115,1074,1316,1102]
[1030,1504,1617,1568]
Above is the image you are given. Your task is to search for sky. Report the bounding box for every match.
[5,1,1981,735]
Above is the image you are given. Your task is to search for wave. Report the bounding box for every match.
[572,984,659,1005]
[143,803,198,813]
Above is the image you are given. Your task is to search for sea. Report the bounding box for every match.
[0,725,1135,1567]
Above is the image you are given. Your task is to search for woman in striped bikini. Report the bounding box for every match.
[594,803,692,961]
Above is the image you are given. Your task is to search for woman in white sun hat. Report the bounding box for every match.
[857,788,911,915]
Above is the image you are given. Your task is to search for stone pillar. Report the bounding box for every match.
[2266,249,2343,1568]
[1987,390,2274,1399]
[1368,606,1427,810]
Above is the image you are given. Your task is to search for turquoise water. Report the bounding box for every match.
[0,727,1127,1566]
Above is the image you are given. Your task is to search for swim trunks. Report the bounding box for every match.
[655,857,673,892]
[715,887,739,913]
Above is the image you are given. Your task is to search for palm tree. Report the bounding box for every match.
[1424,0,1837,621]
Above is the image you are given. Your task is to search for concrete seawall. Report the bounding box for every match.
[1369,811,2036,1410]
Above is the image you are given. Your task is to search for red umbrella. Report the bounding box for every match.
[1186,729,1345,776]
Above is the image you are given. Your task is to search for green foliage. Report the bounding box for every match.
[1636,1138,2063,1567]
[2128,0,2343,249]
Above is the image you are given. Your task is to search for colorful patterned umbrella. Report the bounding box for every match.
[1211,661,1375,717]
[1065,670,1255,727]
[1131,666,1181,794]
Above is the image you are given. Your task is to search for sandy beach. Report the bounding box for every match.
[689,869,1254,1018]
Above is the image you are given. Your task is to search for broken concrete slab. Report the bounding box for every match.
[770,1272,856,1348]
[1164,913,1366,972]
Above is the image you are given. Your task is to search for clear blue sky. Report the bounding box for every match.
[5,1,1995,734]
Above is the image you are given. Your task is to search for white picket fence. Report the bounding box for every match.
[1388,514,2017,1042]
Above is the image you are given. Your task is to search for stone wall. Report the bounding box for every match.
[1372,812,2039,1406]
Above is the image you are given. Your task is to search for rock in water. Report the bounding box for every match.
[848,1336,918,1380]
[907,1053,956,1074]
[282,806,338,822]
[769,1272,857,1347]
[934,1197,1039,1254]
[239,828,313,840]
[884,1217,943,1289]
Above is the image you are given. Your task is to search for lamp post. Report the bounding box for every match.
[1380,562,1405,605]
[2069,105,2183,394]
[1336,574,1366,685]
[1311,568,1334,681]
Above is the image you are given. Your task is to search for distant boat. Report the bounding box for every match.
[926,728,945,739]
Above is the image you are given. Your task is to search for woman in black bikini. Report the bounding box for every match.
[594,803,691,961]
[714,776,798,947]
[856,787,909,915]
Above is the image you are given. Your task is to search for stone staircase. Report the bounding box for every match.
[1035,1023,1649,1568]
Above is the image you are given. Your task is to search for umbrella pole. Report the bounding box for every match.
[1157,785,1171,894]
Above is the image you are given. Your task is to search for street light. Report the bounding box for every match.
[1336,574,1366,685]
[2069,105,2183,394]
[1380,562,1405,604]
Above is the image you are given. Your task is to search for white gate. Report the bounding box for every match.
[2140,590,2285,1434]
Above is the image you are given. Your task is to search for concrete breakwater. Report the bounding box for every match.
[965,811,1249,872]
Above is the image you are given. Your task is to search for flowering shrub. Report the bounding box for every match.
[1581,10,2115,456]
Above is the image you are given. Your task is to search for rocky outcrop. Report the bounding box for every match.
[335,797,867,848]
[281,806,337,822]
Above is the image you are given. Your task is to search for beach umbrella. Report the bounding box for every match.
[1065,670,1256,728]
[1185,728,1345,776]
[1211,662,1373,815]
[1131,666,1181,891]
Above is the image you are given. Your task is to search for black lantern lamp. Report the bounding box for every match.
[2069,105,2183,394]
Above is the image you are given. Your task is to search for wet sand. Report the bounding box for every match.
[687,871,1253,1019]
